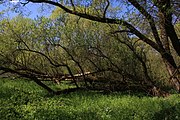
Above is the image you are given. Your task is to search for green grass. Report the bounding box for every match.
[0,78,180,120]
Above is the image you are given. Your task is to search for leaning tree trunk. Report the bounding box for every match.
[159,19,180,92]
[158,1,180,92]
[162,53,180,92]
[156,0,180,56]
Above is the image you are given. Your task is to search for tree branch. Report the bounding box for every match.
[111,30,131,34]
[28,0,160,52]
[70,0,76,11]
[4,47,80,88]
[17,49,66,67]
[0,66,56,94]
[127,0,164,50]
[103,0,110,18]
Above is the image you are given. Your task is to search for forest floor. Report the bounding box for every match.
[0,78,180,120]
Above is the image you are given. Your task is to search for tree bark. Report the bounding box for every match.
[33,78,56,94]
[161,53,180,92]
[158,0,180,56]
[158,0,180,92]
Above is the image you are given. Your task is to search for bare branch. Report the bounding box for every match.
[103,0,110,18]
[20,1,30,6]
[70,0,76,11]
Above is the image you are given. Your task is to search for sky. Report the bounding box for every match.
[0,0,126,19]
[0,1,54,19]
[0,0,130,20]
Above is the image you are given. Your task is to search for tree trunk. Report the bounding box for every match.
[158,0,180,92]
[33,78,56,94]
[161,53,180,92]
[161,0,180,56]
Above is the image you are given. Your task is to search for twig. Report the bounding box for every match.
[103,0,110,18]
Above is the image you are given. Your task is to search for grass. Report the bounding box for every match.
[0,78,180,120]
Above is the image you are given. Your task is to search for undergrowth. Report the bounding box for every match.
[0,78,180,120]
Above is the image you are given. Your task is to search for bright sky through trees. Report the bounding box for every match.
[0,1,53,19]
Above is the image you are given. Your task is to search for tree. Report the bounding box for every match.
[0,0,179,95]
[50,9,155,92]
[17,0,179,92]
[0,11,156,95]
[0,16,81,93]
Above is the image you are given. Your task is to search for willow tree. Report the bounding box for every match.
[1,0,180,92]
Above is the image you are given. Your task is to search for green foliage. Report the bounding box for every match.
[1,3,179,93]
[0,78,180,120]
[0,10,175,92]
